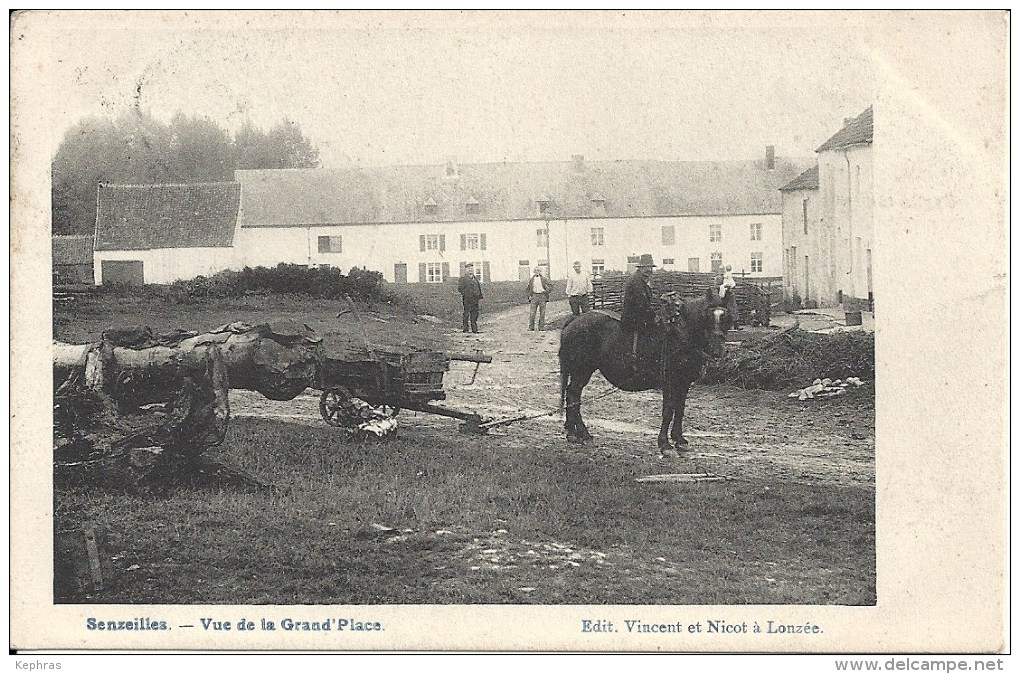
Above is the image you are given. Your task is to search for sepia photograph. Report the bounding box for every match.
[11,9,1008,656]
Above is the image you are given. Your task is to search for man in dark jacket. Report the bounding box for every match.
[621,254,657,361]
[458,263,483,333]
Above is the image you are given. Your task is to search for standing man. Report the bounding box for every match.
[718,264,740,330]
[620,254,657,361]
[458,263,483,333]
[565,260,593,316]
[525,266,552,331]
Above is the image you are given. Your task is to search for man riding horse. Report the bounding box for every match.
[621,254,657,369]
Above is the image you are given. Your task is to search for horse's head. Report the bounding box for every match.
[671,288,733,358]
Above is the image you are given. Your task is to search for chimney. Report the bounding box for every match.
[444,156,458,178]
[765,145,775,170]
[571,154,585,172]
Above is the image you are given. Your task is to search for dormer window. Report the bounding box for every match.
[465,196,480,216]
[537,194,552,215]
[423,197,438,217]
[591,192,606,211]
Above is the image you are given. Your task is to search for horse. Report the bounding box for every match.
[558,288,732,455]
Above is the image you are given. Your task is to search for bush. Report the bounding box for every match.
[162,264,388,303]
[702,328,875,390]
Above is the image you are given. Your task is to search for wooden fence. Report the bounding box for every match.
[591,271,773,326]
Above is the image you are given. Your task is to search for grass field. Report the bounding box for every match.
[56,417,874,605]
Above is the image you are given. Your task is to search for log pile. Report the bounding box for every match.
[592,271,772,326]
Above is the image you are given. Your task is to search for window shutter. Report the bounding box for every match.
[480,233,487,250]
[460,234,466,251]
[418,262,427,283]
[441,262,450,282]
[440,234,446,252]
[419,235,426,252]
[318,236,329,253]
[483,261,491,283]
[459,262,466,277]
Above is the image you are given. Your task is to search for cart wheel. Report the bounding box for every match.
[319,387,359,428]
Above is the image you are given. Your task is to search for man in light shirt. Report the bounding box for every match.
[525,267,552,331]
[718,265,741,330]
[565,260,593,316]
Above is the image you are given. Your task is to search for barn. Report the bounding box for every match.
[92,182,241,285]
[52,235,94,284]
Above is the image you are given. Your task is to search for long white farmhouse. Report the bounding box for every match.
[94,151,811,285]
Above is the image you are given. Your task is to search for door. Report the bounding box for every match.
[394,263,407,284]
[518,260,531,281]
[101,260,144,285]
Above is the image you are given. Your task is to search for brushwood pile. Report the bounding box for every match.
[702,328,875,391]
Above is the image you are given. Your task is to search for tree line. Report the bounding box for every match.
[51,110,320,235]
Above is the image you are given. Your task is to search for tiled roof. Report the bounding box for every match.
[779,165,819,192]
[94,182,240,251]
[816,106,873,153]
[235,156,814,228]
[52,235,93,265]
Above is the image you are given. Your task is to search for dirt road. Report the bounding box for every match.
[232,299,874,488]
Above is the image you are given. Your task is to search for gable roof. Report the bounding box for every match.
[94,182,240,251]
[52,235,93,265]
[235,156,813,228]
[816,106,873,153]
[779,165,820,192]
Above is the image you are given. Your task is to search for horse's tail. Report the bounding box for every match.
[558,351,568,417]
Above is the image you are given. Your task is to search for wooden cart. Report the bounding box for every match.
[315,343,492,432]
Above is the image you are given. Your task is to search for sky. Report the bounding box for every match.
[15,11,875,168]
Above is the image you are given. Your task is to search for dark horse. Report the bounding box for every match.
[558,289,732,455]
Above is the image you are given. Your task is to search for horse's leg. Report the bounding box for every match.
[567,368,596,443]
[670,380,693,450]
[658,385,677,456]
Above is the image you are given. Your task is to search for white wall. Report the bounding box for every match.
[98,213,787,286]
[94,247,238,285]
[818,145,874,303]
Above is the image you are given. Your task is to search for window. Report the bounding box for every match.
[688,257,700,272]
[591,259,605,277]
[662,258,675,266]
[591,196,606,210]
[802,198,809,235]
[538,200,552,215]
[750,252,763,273]
[750,223,762,241]
[591,227,605,246]
[426,262,443,283]
[460,233,486,251]
[425,234,441,251]
[423,197,438,217]
[710,252,723,272]
[317,235,342,253]
[709,223,722,243]
[536,228,548,247]
[662,225,675,246]
[465,201,480,215]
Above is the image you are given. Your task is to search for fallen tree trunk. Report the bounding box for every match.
[53,334,271,494]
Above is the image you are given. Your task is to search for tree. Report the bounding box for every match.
[165,113,234,183]
[234,118,319,170]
